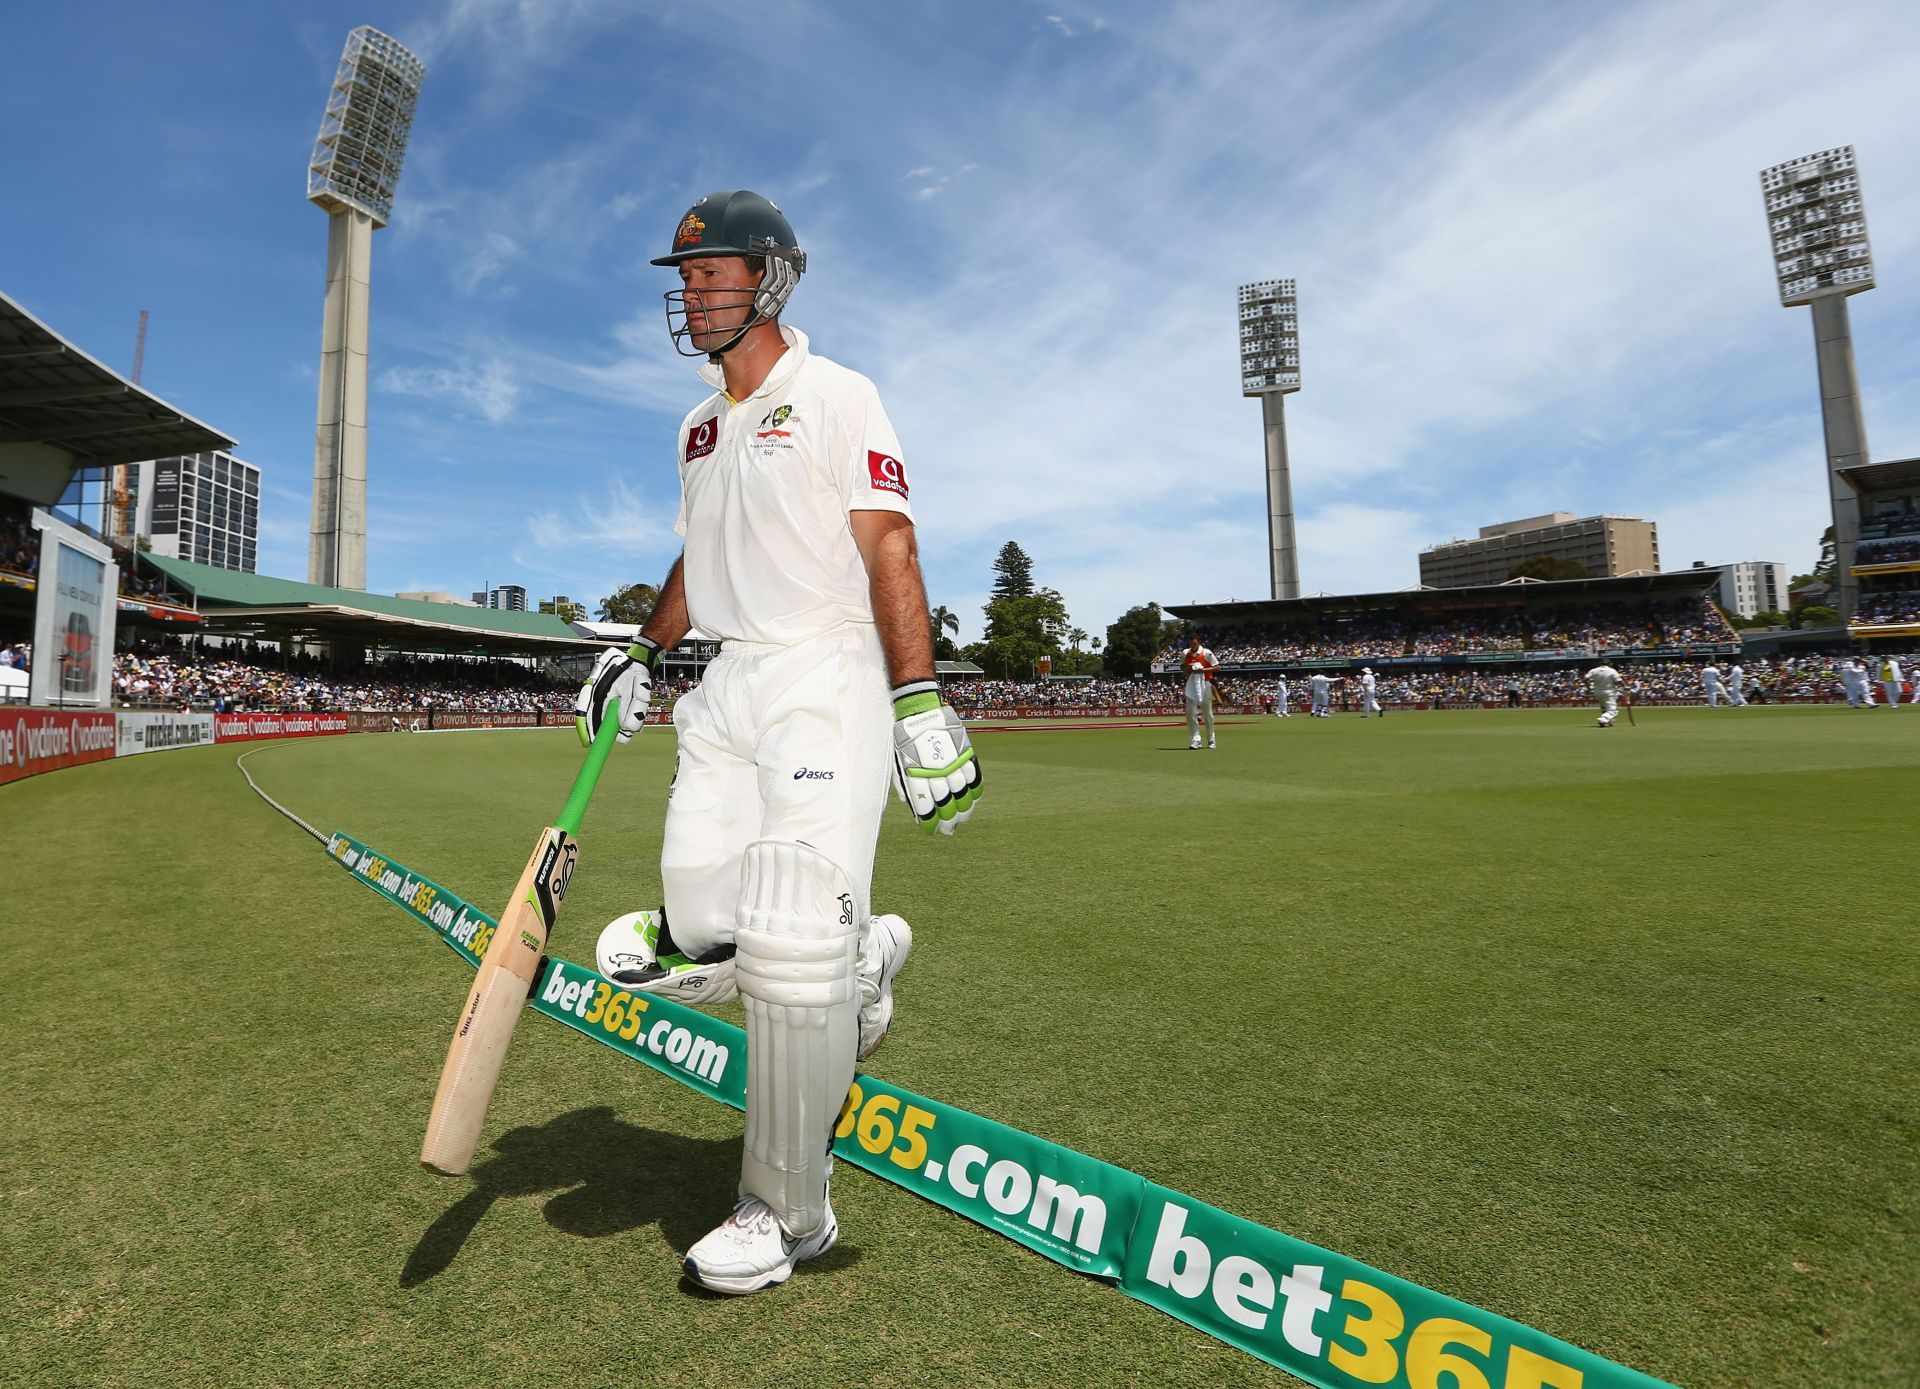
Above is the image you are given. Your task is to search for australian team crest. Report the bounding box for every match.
[755,403,795,446]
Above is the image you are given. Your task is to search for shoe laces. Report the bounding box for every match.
[725,1197,779,1240]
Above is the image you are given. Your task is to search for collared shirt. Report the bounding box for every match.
[673,325,912,646]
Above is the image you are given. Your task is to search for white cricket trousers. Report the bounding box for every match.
[1186,690,1215,742]
[1881,680,1903,708]
[661,624,894,959]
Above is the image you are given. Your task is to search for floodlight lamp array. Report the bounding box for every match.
[307,26,426,228]
[1759,146,1873,305]
[1238,279,1300,396]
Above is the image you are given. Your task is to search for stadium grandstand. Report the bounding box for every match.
[1158,571,1739,671]
[1844,457,1920,638]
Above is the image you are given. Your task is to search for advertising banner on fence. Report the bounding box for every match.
[0,708,117,785]
[115,710,216,757]
[214,712,352,742]
[328,830,1672,1388]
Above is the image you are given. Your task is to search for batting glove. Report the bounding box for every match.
[890,680,982,835]
[574,639,659,746]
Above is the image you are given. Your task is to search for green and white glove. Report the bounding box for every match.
[574,638,660,746]
[890,680,982,835]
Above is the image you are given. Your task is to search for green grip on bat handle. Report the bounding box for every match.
[555,695,622,837]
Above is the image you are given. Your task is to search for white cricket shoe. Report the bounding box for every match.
[1207,737,1217,749]
[857,913,912,1062]
[684,1195,837,1295]
[1190,736,1202,749]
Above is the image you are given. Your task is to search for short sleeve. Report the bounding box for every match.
[832,376,914,521]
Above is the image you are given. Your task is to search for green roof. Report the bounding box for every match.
[141,553,592,647]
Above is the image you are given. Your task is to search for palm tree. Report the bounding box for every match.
[1068,627,1088,653]
[929,605,960,639]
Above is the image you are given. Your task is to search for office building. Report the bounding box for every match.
[1703,560,1788,618]
[144,451,261,572]
[1419,513,1659,589]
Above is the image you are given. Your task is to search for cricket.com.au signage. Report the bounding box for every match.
[115,710,215,757]
[330,831,1673,1388]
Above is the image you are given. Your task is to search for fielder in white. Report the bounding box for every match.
[1309,672,1331,717]
[1358,666,1382,718]
[1840,659,1871,708]
[1875,656,1904,709]
[1589,663,1621,727]
[1726,662,1747,707]
[1273,674,1290,717]
[573,190,981,1296]
[1180,633,1218,748]
[1701,663,1725,708]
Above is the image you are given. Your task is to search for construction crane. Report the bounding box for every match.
[108,310,148,542]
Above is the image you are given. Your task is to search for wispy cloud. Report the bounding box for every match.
[379,358,522,423]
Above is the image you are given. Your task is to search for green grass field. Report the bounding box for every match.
[3,707,1915,1388]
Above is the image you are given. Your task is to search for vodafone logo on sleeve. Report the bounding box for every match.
[686,417,719,462]
[868,450,909,498]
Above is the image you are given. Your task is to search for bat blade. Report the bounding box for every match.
[421,825,579,1176]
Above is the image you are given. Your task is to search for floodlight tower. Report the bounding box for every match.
[1760,146,1875,621]
[305,26,424,591]
[1238,279,1302,599]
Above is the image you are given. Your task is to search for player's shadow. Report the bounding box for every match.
[401,1104,860,1287]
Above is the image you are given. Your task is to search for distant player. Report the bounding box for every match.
[1701,662,1725,708]
[1273,673,1290,717]
[1589,663,1621,727]
[1726,661,1747,707]
[1358,666,1382,718]
[1181,633,1218,749]
[1309,672,1331,717]
[1876,656,1904,709]
[1840,659,1871,708]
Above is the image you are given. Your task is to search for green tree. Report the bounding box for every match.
[1105,603,1177,677]
[929,604,961,662]
[1507,555,1589,581]
[1067,627,1089,652]
[539,598,587,623]
[597,583,660,626]
[1797,604,1841,627]
[1790,526,1837,591]
[977,587,1069,678]
[988,541,1035,605]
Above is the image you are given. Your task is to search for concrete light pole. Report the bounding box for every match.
[1760,146,1874,620]
[1238,279,1302,599]
[305,26,424,591]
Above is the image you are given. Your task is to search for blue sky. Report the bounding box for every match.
[4,0,1917,641]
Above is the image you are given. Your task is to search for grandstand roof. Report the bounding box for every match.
[141,554,607,656]
[0,291,234,503]
[1840,456,1920,494]
[1168,568,1722,624]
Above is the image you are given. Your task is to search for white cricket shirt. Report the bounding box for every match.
[673,325,913,646]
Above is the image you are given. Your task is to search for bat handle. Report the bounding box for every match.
[555,695,622,837]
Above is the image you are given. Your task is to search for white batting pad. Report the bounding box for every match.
[734,838,860,1236]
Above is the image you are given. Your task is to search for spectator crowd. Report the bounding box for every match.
[1856,536,1920,565]
[1854,591,1920,626]
[1158,599,1738,668]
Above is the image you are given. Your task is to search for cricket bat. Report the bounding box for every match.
[420,698,623,1176]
